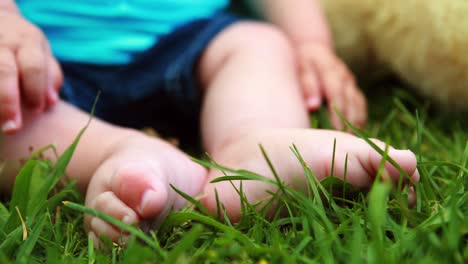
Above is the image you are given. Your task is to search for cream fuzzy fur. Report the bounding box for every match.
[320,0,468,110]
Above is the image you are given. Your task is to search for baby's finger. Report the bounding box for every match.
[342,79,365,130]
[17,43,48,112]
[327,86,346,130]
[320,67,346,130]
[46,57,62,105]
[352,88,367,128]
[0,47,21,133]
[300,48,355,130]
[329,103,344,130]
[301,67,322,111]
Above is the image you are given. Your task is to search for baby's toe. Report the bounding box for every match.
[110,162,169,218]
[369,146,419,184]
[85,191,138,243]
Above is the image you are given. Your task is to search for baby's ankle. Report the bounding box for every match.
[207,128,271,156]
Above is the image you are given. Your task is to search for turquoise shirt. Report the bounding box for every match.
[17,0,228,64]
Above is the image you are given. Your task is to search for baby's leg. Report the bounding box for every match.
[197,22,419,220]
[0,101,206,242]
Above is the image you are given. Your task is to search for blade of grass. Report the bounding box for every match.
[62,201,164,256]
[349,214,366,264]
[0,202,9,228]
[165,225,203,263]
[417,161,468,174]
[15,207,27,241]
[343,153,349,200]
[160,211,256,249]
[330,138,337,191]
[16,213,47,264]
[88,235,95,264]
[0,226,22,255]
[259,144,286,194]
[3,160,39,233]
[393,98,443,149]
[292,236,312,256]
[169,184,210,216]
[290,144,324,208]
[367,181,391,260]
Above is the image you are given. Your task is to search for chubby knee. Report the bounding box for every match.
[199,21,295,83]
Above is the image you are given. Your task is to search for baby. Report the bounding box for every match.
[0,0,419,244]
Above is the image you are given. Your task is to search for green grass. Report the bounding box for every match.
[0,85,466,263]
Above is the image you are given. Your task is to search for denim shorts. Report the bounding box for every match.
[59,12,238,145]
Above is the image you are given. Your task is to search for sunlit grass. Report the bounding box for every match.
[0,86,466,263]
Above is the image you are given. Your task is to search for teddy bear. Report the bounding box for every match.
[319,0,468,110]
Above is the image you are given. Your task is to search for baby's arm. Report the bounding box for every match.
[248,0,366,130]
[0,0,62,133]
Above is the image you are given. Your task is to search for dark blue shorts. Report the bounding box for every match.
[59,12,238,145]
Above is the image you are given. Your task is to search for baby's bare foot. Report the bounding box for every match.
[201,128,419,221]
[84,135,207,244]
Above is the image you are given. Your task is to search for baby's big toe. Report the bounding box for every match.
[110,162,169,218]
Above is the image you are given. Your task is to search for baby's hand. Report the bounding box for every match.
[0,11,62,133]
[297,42,366,130]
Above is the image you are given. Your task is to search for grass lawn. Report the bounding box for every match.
[0,82,466,263]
